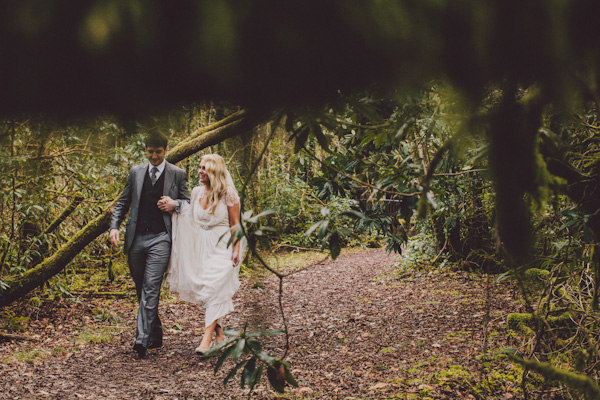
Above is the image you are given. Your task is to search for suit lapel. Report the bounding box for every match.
[136,163,147,197]
[163,162,174,196]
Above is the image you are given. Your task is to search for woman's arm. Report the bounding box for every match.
[228,202,241,266]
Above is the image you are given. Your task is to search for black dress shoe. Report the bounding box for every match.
[147,341,162,350]
[133,343,147,358]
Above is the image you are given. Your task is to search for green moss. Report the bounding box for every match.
[507,311,573,339]
[547,312,573,328]
[11,348,50,363]
[522,268,550,296]
[436,364,472,384]
[507,313,534,336]
[51,346,69,355]
[76,326,124,344]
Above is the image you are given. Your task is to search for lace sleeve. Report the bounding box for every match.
[224,185,240,207]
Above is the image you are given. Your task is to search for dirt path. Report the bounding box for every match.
[0,249,519,399]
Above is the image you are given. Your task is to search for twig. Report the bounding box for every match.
[432,168,487,177]
[271,243,325,253]
[0,332,39,342]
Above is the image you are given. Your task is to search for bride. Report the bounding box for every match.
[163,154,245,354]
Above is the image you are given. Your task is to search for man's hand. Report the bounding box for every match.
[158,196,177,213]
[109,228,120,247]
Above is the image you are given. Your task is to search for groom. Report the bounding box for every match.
[109,129,190,358]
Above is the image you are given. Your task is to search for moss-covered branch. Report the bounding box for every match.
[167,111,252,164]
[41,192,85,235]
[507,354,600,399]
[0,204,113,307]
[175,109,246,148]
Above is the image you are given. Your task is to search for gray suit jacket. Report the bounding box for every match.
[110,161,190,254]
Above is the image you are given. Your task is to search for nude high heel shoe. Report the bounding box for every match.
[195,339,214,355]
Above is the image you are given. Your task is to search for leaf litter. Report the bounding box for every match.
[0,248,520,399]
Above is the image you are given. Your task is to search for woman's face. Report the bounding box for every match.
[199,159,210,185]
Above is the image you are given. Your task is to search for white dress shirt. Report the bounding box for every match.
[149,160,166,180]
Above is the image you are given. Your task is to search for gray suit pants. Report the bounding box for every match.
[128,231,171,347]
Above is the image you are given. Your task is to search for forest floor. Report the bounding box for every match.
[0,248,525,399]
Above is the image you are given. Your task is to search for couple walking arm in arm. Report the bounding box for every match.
[109,130,242,358]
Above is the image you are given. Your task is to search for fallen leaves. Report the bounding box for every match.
[0,249,520,399]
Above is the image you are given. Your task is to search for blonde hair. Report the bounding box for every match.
[202,154,229,214]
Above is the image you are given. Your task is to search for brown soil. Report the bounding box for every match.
[0,248,520,399]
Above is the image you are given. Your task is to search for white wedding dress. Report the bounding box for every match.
[165,185,243,327]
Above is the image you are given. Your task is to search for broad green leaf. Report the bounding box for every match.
[311,122,332,152]
[318,220,330,239]
[330,231,341,260]
[294,125,310,153]
[249,364,264,392]
[255,350,279,367]
[246,338,262,352]
[337,210,366,219]
[231,338,246,362]
[214,343,235,373]
[223,328,240,336]
[305,221,323,237]
[224,359,248,385]
[284,364,299,387]
[267,362,286,393]
[241,356,256,388]
[202,337,236,357]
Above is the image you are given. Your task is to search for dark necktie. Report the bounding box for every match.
[151,166,158,185]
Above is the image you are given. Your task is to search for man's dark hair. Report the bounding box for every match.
[145,127,169,149]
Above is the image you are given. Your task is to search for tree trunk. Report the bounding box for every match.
[0,111,259,307]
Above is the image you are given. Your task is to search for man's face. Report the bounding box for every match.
[146,146,167,166]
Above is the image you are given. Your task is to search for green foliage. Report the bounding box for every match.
[203,325,297,395]
[0,118,134,287]
[1,311,29,332]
